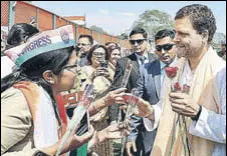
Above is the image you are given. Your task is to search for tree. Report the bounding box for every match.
[89,25,108,34]
[118,33,128,40]
[212,32,226,50]
[132,10,174,40]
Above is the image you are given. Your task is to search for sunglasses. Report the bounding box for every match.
[129,39,146,45]
[155,44,175,52]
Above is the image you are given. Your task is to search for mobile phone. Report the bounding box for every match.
[100,61,108,68]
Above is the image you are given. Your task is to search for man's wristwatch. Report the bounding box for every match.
[191,105,202,121]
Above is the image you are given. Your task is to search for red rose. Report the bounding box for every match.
[165,67,178,78]
[173,82,181,92]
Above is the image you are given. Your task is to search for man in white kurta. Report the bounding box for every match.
[143,53,226,156]
[131,4,226,156]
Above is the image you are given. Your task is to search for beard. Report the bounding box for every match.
[176,46,187,58]
[176,38,207,59]
[176,44,198,59]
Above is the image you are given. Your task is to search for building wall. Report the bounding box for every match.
[1,1,131,49]
[1,1,9,26]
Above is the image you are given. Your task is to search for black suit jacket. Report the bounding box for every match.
[108,52,159,122]
[128,60,162,155]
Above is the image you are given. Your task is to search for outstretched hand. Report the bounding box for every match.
[104,88,127,106]
[120,93,154,118]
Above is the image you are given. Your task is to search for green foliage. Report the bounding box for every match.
[118,33,128,40]
[89,25,108,34]
[132,10,174,39]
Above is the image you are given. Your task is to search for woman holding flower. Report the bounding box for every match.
[1,25,130,156]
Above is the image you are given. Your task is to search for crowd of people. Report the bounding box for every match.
[1,4,226,156]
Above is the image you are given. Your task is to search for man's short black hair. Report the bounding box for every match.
[129,27,148,39]
[155,29,175,41]
[7,23,39,46]
[78,34,94,45]
[175,4,216,43]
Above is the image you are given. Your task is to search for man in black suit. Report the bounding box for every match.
[125,29,177,156]
[108,27,158,123]
[108,27,158,156]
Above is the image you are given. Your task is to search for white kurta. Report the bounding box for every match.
[189,67,226,156]
[144,55,226,156]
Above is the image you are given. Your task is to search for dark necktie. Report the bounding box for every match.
[139,56,146,65]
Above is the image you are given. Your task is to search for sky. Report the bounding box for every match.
[32,1,226,36]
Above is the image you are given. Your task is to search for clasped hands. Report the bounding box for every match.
[91,67,110,80]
